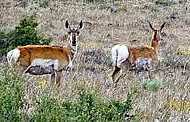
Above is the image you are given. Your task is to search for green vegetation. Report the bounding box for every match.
[34,0,49,8]
[143,79,161,92]
[155,0,176,6]
[32,89,134,121]
[0,66,24,121]
[0,65,135,121]
[39,0,49,8]
[83,0,105,4]
[0,16,51,56]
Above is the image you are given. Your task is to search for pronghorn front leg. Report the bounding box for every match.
[50,72,56,86]
[66,55,74,72]
[55,70,62,87]
[67,61,73,70]
[50,70,61,87]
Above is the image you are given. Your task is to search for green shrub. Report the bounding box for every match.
[83,0,105,4]
[31,95,64,121]
[143,80,161,92]
[155,0,176,6]
[38,0,49,8]
[32,89,135,121]
[0,15,51,56]
[0,66,24,121]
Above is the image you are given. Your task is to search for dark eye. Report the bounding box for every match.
[68,31,71,34]
[76,31,80,35]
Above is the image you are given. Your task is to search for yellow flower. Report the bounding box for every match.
[166,99,190,112]
[37,79,47,89]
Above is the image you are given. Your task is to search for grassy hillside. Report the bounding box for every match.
[0,0,190,121]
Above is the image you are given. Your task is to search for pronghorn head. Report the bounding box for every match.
[148,21,166,42]
[65,20,83,48]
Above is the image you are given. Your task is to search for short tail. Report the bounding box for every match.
[7,48,20,65]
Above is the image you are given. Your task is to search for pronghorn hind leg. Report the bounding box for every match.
[111,66,121,82]
[114,69,125,87]
[147,70,152,80]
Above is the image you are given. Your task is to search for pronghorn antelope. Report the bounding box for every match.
[7,20,83,86]
[111,22,166,82]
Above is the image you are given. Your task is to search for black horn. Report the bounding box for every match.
[78,20,83,29]
[65,20,70,29]
[160,22,166,31]
[148,21,156,31]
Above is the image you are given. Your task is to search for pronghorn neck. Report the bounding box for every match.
[67,33,78,55]
[68,44,78,59]
[151,31,159,51]
[69,43,78,51]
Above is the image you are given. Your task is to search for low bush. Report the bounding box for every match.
[143,79,162,92]
[155,0,176,6]
[83,0,105,4]
[32,89,134,121]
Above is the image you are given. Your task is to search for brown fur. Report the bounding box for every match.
[128,20,166,64]
[17,45,72,68]
[111,22,165,83]
[128,31,159,64]
[128,46,157,64]
[8,20,84,87]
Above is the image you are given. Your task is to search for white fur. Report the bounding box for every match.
[7,48,20,65]
[30,59,59,70]
[111,44,129,67]
[135,58,152,71]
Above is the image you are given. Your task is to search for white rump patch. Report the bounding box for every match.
[7,48,20,65]
[111,44,129,67]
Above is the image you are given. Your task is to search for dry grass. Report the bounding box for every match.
[1,0,190,121]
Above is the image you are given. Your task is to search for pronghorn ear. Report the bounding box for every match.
[160,22,166,31]
[65,20,70,29]
[148,21,156,31]
[78,20,83,30]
